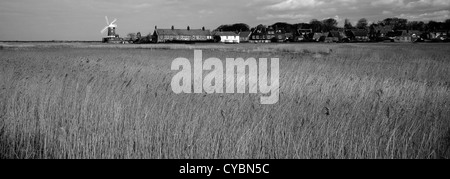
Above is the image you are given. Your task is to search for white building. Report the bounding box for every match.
[214,32,240,44]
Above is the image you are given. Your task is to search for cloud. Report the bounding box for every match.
[266,0,325,10]
[129,3,152,9]
[398,10,450,21]
[404,0,450,10]
[371,0,405,7]
[199,9,214,15]
[382,10,393,15]
[322,15,342,21]
[321,8,337,14]
[257,13,312,20]
[405,0,450,9]
[371,0,450,10]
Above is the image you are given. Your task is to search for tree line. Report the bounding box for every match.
[214,18,450,33]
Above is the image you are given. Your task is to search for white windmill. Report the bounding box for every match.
[101,16,118,38]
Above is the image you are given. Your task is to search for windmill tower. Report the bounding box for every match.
[101,16,123,43]
[101,16,117,37]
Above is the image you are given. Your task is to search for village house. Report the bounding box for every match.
[238,31,252,43]
[433,30,448,40]
[387,31,402,41]
[325,31,346,43]
[394,30,412,43]
[388,30,422,43]
[419,30,447,40]
[372,25,394,38]
[296,29,313,42]
[273,27,288,42]
[285,32,294,42]
[213,31,240,43]
[346,29,369,42]
[152,26,213,43]
[312,32,327,42]
[250,25,275,43]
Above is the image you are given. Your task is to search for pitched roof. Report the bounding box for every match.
[155,29,211,36]
[252,26,274,35]
[239,31,252,37]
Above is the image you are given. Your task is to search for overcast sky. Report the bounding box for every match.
[0,0,449,41]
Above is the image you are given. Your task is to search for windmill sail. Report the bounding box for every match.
[105,16,109,25]
[101,26,109,34]
[100,16,118,35]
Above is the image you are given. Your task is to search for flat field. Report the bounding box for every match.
[0,42,449,159]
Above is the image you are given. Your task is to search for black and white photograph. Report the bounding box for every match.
[1,0,449,164]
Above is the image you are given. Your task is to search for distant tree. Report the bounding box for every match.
[356,18,368,29]
[233,23,251,31]
[344,19,353,29]
[427,20,439,32]
[214,35,221,42]
[309,19,323,32]
[426,21,448,31]
[368,22,377,39]
[322,18,338,32]
[382,18,408,30]
[417,21,426,31]
[215,23,250,32]
[445,19,450,31]
[136,32,142,39]
[397,18,408,30]
[294,23,311,30]
[127,33,137,40]
[407,21,415,30]
[255,24,266,29]
[406,21,426,31]
[271,22,295,32]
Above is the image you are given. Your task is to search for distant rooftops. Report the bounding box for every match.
[239,31,252,37]
[154,26,211,36]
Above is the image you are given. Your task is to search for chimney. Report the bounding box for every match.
[187,26,190,31]
[171,25,174,30]
[202,27,205,31]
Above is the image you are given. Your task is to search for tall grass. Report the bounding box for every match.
[0,44,449,159]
